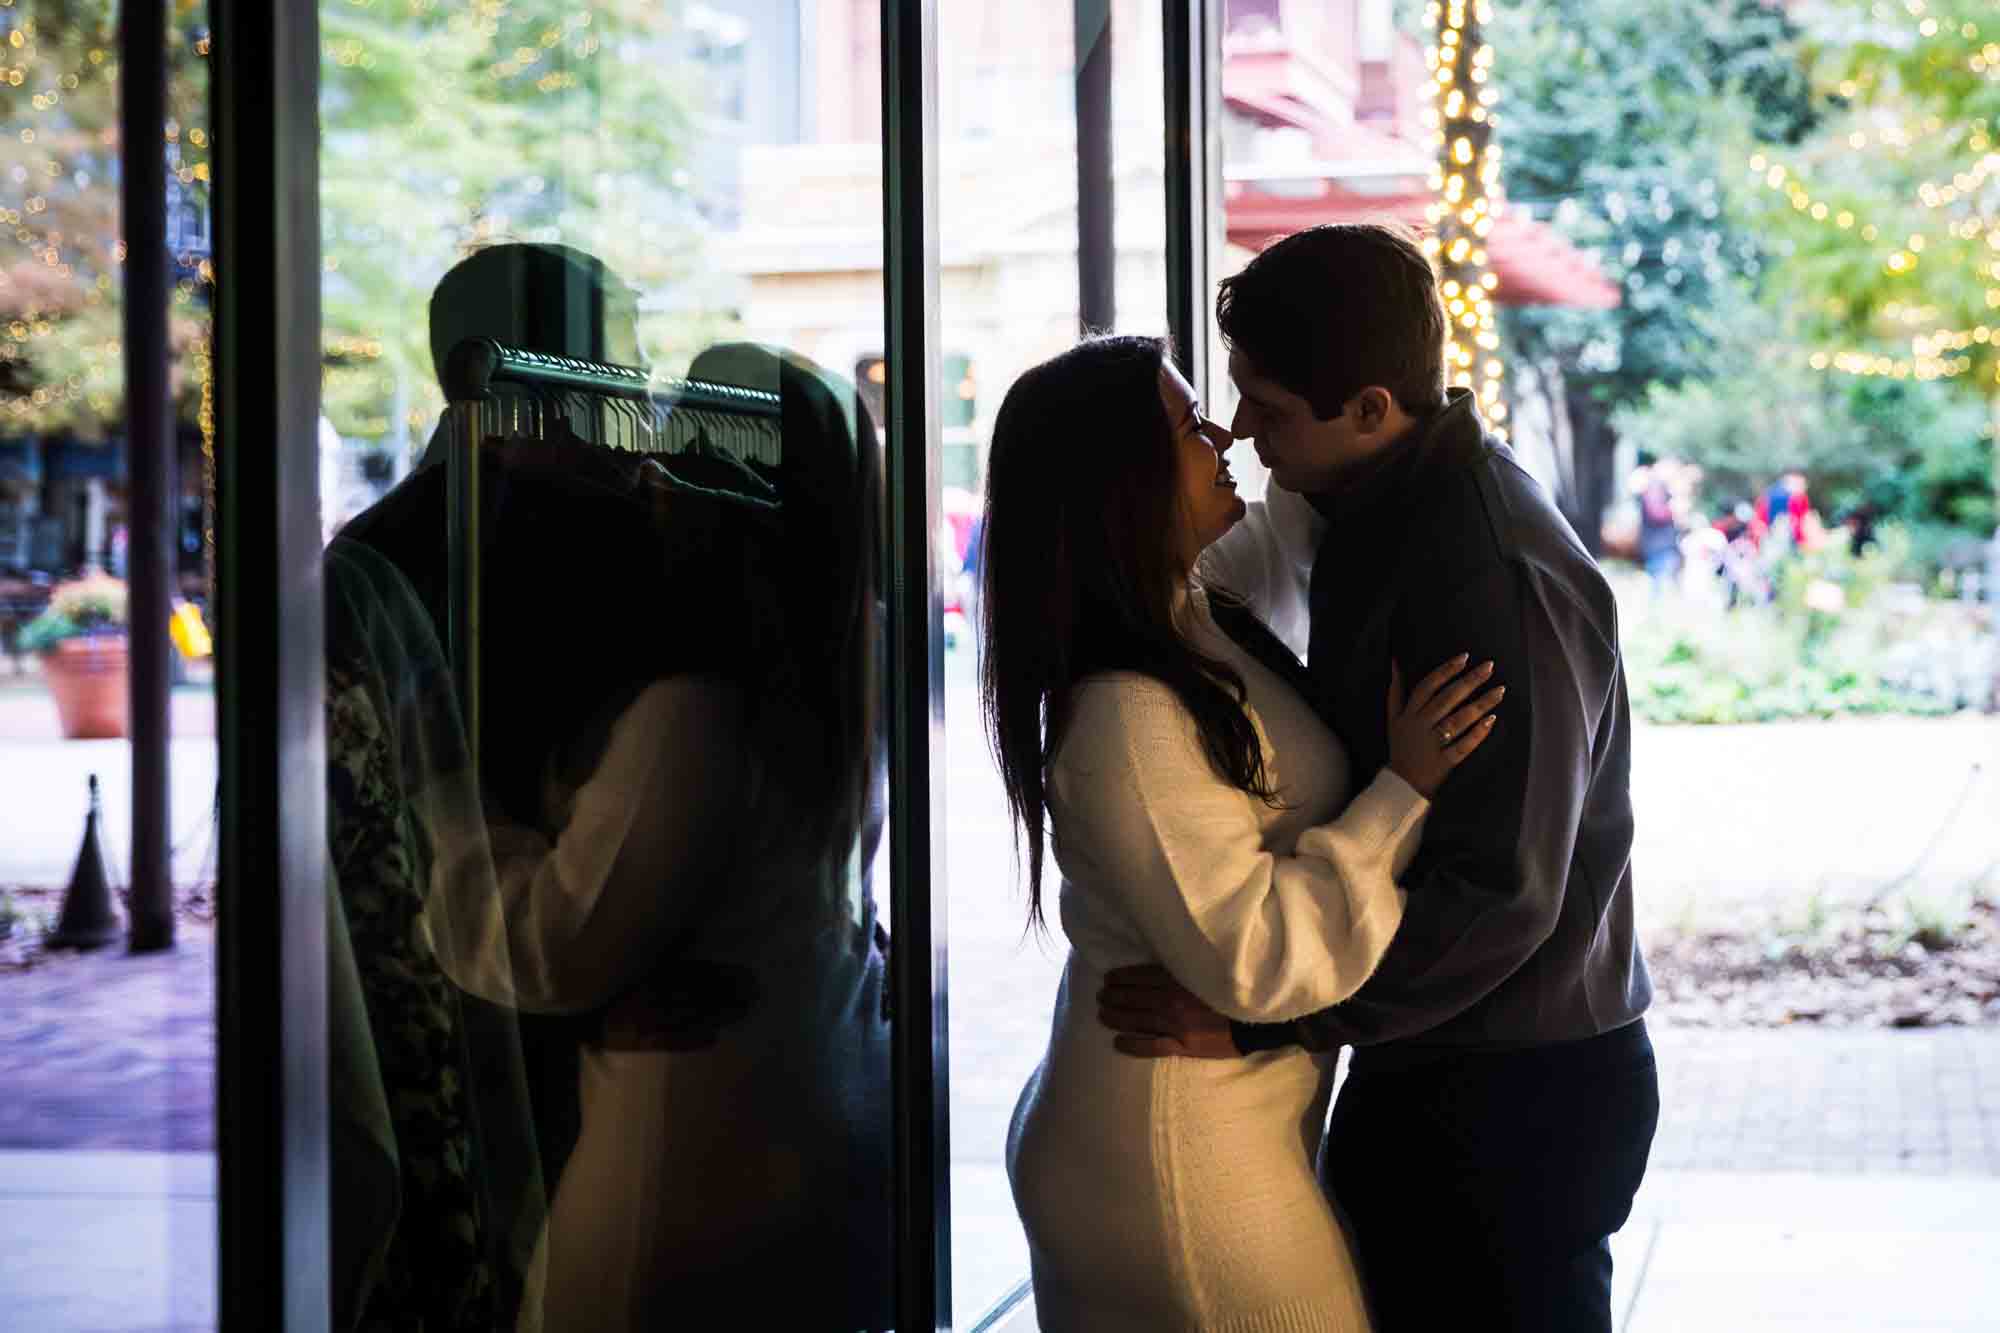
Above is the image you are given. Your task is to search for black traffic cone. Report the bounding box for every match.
[46,775,120,951]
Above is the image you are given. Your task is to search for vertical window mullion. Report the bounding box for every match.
[882,0,950,1328]
[211,1,329,1328]
[1164,0,1220,398]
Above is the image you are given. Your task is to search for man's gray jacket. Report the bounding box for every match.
[1200,389,1650,1067]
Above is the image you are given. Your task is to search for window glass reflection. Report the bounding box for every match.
[936,2,1167,1322]
[318,7,892,1329]
[0,4,217,1330]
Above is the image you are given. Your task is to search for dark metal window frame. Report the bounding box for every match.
[1166,0,1223,402]
[881,1,951,1329]
[211,1,330,1329]
[206,0,1215,1326]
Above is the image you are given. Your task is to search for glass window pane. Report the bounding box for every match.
[0,3,218,1329]
[317,4,893,1327]
[938,2,1167,1323]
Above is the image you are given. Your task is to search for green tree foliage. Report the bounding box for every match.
[1612,287,1994,557]
[1744,0,1999,385]
[2,2,715,447]
[0,1,209,439]
[317,2,710,448]
[1485,0,1818,547]
[1621,0,1997,549]
[1491,0,1815,400]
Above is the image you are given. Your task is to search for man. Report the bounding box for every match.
[1099,223,1657,1331]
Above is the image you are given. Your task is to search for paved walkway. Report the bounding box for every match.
[0,1151,215,1333]
[1649,1026,2000,1178]
[0,925,213,1153]
[0,684,219,890]
[1608,1169,2000,1332]
[6,672,1999,1327]
[9,927,1999,1330]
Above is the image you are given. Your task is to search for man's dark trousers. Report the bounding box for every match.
[1322,1020,1660,1332]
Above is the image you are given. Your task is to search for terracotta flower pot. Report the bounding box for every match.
[40,636,129,740]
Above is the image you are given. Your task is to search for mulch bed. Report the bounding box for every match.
[1646,896,2000,1029]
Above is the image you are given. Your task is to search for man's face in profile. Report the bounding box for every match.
[1226,348,1363,495]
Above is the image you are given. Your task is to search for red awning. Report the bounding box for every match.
[1226,185,1621,310]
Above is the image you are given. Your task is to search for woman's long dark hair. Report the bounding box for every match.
[686,343,882,872]
[979,335,1278,929]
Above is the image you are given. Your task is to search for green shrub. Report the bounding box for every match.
[1618,538,1984,724]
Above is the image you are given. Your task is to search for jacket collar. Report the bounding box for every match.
[1308,387,1490,529]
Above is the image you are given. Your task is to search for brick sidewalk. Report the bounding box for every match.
[0,923,214,1152]
[4,924,1999,1179]
[1648,1023,2000,1177]
[7,931,2000,1333]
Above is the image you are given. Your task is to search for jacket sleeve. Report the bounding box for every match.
[1286,560,1617,1046]
[1051,674,1426,1023]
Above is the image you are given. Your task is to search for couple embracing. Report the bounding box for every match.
[982,223,1658,1333]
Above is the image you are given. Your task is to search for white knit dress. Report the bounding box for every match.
[1007,585,1428,1333]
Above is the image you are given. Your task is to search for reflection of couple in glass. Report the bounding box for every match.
[327,242,893,1332]
[446,346,890,1333]
[987,224,1657,1332]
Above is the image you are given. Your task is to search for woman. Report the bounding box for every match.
[982,337,1501,1332]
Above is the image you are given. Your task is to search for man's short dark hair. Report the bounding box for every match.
[1216,222,1448,421]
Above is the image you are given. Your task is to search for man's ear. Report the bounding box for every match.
[1351,386,1397,436]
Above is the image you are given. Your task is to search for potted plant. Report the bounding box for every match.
[18,571,129,739]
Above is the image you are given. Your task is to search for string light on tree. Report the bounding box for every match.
[1422,0,1507,439]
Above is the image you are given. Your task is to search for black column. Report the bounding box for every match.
[121,0,174,954]
[1076,0,1114,333]
[212,0,330,1326]
[882,0,949,1327]
[1164,0,1221,395]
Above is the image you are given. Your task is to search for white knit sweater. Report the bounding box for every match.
[1008,584,1427,1333]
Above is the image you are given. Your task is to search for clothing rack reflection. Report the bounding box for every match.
[437,336,785,768]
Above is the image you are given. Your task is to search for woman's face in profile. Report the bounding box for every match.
[1158,361,1245,566]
